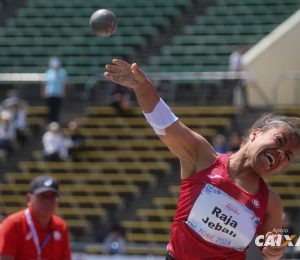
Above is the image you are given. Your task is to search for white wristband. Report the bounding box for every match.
[143,98,178,135]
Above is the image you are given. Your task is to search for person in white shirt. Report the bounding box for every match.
[41,57,68,123]
[0,110,16,156]
[229,45,246,72]
[2,96,28,145]
[228,45,248,108]
[42,122,68,161]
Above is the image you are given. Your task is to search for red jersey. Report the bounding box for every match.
[168,154,268,260]
[0,207,71,260]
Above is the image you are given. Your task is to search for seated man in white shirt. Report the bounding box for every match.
[2,96,28,145]
[42,122,68,161]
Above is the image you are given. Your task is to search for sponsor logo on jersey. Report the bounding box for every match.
[251,198,260,208]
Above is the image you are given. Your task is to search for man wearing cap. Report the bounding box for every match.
[0,175,71,260]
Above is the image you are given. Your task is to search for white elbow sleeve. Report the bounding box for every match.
[143,98,178,135]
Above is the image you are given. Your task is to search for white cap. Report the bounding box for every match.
[48,121,60,131]
[49,57,61,69]
[1,110,12,121]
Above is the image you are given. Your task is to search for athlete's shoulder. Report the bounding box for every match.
[264,187,283,217]
[267,187,282,206]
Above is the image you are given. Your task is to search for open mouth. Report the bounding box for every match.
[265,152,275,166]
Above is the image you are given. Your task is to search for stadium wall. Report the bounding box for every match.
[243,9,300,107]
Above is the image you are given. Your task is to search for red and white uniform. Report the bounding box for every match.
[168,154,268,260]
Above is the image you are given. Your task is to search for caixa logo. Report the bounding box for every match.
[255,231,300,247]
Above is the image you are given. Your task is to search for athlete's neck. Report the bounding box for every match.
[228,154,260,194]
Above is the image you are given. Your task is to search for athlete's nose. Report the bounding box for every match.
[276,149,285,160]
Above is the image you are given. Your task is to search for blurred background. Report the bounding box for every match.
[0,0,299,259]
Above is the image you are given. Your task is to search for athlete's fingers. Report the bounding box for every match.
[105,64,121,73]
[112,59,131,69]
[131,63,146,82]
[131,63,141,75]
[103,72,119,84]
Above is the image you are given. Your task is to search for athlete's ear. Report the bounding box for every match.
[249,128,261,142]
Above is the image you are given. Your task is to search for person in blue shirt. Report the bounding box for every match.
[41,57,68,123]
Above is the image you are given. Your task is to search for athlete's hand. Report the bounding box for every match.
[262,245,284,260]
[104,59,147,90]
[261,232,284,260]
[262,246,284,260]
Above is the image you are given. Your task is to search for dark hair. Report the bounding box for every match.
[249,113,300,145]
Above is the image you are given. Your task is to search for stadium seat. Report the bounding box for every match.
[74,117,231,127]
[121,220,171,231]
[1,0,299,251]
[147,0,299,72]
[5,172,156,185]
[0,0,195,82]
[126,233,170,243]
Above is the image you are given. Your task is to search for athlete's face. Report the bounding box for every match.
[247,125,300,176]
[29,191,59,221]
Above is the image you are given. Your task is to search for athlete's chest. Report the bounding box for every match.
[185,182,262,251]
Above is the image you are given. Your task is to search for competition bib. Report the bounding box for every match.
[186,184,259,251]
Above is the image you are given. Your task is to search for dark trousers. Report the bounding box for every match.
[222,79,248,107]
[234,79,248,108]
[47,97,62,123]
[44,152,62,162]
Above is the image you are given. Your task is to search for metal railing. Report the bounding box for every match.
[0,71,270,106]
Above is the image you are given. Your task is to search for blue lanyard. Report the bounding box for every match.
[25,209,52,258]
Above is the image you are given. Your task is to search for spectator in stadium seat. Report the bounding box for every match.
[212,134,229,154]
[0,110,16,156]
[0,175,71,260]
[228,131,244,152]
[42,122,69,161]
[65,120,85,161]
[41,57,68,123]
[2,96,28,146]
[104,59,300,260]
[103,223,126,255]
[110,84,132,116]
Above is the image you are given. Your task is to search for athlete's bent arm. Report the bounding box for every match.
[104,59,217,179]
[259,189,284,260]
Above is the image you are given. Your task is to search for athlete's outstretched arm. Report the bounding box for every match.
[104,59,217,179]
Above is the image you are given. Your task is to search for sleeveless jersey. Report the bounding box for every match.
[167,154,269,260]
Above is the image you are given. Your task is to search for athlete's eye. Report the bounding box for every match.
[286,151,293,161]
[275,137,282,146]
